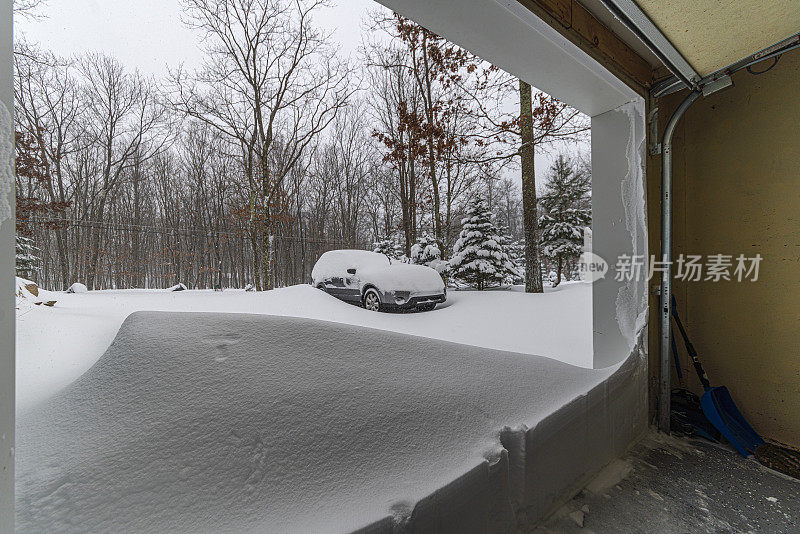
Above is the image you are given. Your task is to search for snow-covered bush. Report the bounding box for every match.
[410,234,441,266]
[67,282,88,294]
[169,283,188,292]
[428,259,451,279]
[16,235,40,278]
[373,236,404,260]
[449,197,518,290]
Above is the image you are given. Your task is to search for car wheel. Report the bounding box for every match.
[363,288,382,312]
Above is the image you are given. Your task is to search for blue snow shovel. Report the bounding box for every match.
[671,295,765,457]
[670,332,720,443]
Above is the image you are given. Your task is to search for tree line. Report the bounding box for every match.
[14,0,590,292]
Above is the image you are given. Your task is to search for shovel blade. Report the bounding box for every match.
[701,386,765,457]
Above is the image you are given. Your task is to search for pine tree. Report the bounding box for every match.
[450,197,518,290]
[507,239,527,284]
[539,155,591,287]
[16,234,41,279]
[495,223,522,285]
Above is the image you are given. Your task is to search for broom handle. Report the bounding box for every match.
[671,295,711,390]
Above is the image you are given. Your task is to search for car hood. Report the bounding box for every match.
[359,263,445,294]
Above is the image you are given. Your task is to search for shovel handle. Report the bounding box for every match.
[671,295,711,390]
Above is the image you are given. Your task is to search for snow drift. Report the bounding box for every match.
[16,312,645,533]
[15,284,593,412]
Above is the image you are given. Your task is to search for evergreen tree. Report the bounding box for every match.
[450,197,518,290]
[539,155,591,286]
[16,234,41,279]
[495,223,522,285]
[507,239,527,284]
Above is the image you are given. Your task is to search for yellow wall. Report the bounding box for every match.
[647,51,800,448]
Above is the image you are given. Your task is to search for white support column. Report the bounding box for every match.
[590,99,648,368]
[0,0,14,529]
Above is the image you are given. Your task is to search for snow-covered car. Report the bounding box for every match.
[312,250,446,312]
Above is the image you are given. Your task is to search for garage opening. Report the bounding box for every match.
[9,0,648,532]
[14,0,601,387]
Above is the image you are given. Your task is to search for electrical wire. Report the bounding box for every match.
[746,55,780,75]
[22,216,360,246]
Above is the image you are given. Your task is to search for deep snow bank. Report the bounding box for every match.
[16,312,643,533]
[16,283,592,410]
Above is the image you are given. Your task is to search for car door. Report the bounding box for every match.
[324,275,349,300]
[322,267,361,303]
[341,268,362,303]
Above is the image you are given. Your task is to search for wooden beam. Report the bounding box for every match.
[516,0,655,95]
[535,0,572,27]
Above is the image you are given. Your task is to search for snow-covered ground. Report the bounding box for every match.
[16,282,592,411]
[13,280,637,534]
[16,311,617,533]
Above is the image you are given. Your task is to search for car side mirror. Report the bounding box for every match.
[347,268,357,275]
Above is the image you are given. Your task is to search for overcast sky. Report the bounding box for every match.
[15,0,378,76]
[16,0,585,183]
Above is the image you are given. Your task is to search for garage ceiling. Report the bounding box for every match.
[632,0,800,76]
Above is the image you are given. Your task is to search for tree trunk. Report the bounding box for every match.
[132,175,141,288]
[261,226,274,290]
[399,158,413,255]
[555,257,563,288]
[247,181,262,290]
[54,228,69,290]
[250,228,261,291]
[519,80,544,294]
[86,192,108,290]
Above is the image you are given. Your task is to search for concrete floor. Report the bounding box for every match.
[534,431,800,533]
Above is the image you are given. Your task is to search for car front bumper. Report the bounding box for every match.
[381,292,446,311]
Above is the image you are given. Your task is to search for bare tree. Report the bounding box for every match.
[13,0,47,20]
[172,0,352,290]
[370,14,487,250]
[328,102,371,247]
[14,42,81,288]
[18,1,593,295]
[367,43,424,255]
[80,53,171,288]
